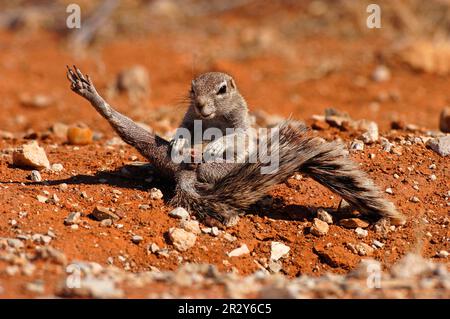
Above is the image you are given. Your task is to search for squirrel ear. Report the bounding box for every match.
[229,78,236,90]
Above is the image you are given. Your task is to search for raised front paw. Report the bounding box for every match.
[170,137,189,154]
[204,139,226,161]
[66,65,98,101]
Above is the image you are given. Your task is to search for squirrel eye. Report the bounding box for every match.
[217,84,227,95]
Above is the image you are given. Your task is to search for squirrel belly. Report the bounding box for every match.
[171,120,406,226]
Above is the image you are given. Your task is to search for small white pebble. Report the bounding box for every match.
[385,187,394,195]
[410,196,420,203]
[373,240,384,248]
[355,227,368,238]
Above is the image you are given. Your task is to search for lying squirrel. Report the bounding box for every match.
[66,66,406,227]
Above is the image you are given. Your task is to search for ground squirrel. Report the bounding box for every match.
[170,72,252,166]
[66,66,406,227]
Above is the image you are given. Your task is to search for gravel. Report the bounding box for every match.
[132,235,143,244]
[350,139,364,151]
[270,242,290,261]
[317,209,333,224]
[310,218,329,236]
[168,207,190,220]
[168,228,196,252]
[427,136,450,156]
[150,188,163,200]
[179,219,201,234]
[227,244,250,257]
[339,218,369,229]
[30,170,42,182]
[354,227,368,238]
[64,212,81,225]
[90,206,120,221]
[13,141,50,170]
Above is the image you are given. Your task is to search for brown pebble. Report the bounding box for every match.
[67,126,93,145]
[339,218,370,229]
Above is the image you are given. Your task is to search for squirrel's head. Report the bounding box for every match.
[190,72,240,119]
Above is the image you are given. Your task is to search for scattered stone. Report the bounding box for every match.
[179,219,201,234]
[67,125,93,145]
[168,228,196,252]
[350,139,364,151]
[150,188,163,200]
[13,140,50,170]
[117,65,150,97]
[0,130,14,139]
[317,208,333,224]
[168,207,190,220]
[324,108,351,128]
[64,212,81,225]
[310,218,329,236]
[354,227,368,238]
[360,121,379,143]
[426,136,450,156]
[59,183,68,191]
[100,219,113,227]
[90,206,120,221]
[347,242,374,256]
[211,227,220,237]
[149,243,160,254]
[223,233,237,242]
[36,195,48,203]
[391,146,403,155]
[371,65,391,82]
[380,137,393,152]
[410,196,420,203]
[32,234,52,245]
[30,170,42,182]
[437,250,448,258]
[268,261,282,273]
[337,199,352,213]
[132,235,143,244]
[385,187,394,195]
[430,174,437,181]
[60,277,124,298]
[339,218,370,229]
[51,122,69,139]
[4,238,24,249]
[439,107,450,133]
[228,244,250,257]
[270,242,290,261]
[51,163,64,172]
[20,93,53,108]
[397,39,450,76]
[372,240,385,248]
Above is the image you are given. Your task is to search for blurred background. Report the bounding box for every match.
[0,0,449,138]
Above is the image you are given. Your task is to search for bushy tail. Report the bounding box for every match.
[298,139,406,225]
[173,121,405,225]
